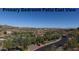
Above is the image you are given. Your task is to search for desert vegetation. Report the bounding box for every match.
[0,25,79,51]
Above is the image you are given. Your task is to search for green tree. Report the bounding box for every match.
[68,38,78,48]
[44,32,60,41]
[36,36,44,44]
[3,38,13,48]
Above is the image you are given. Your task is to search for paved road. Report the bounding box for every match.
[28,37,63,51]
[34,36,68,51]
[33,37,62,51]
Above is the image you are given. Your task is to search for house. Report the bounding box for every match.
[6,31,12,34]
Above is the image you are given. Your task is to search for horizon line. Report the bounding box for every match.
[0,24,79,29]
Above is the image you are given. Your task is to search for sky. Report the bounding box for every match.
[0,8,79,28]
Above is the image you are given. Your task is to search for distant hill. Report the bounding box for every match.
[0,24,78,32]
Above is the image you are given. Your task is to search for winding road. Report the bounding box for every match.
[33,36,68,51]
